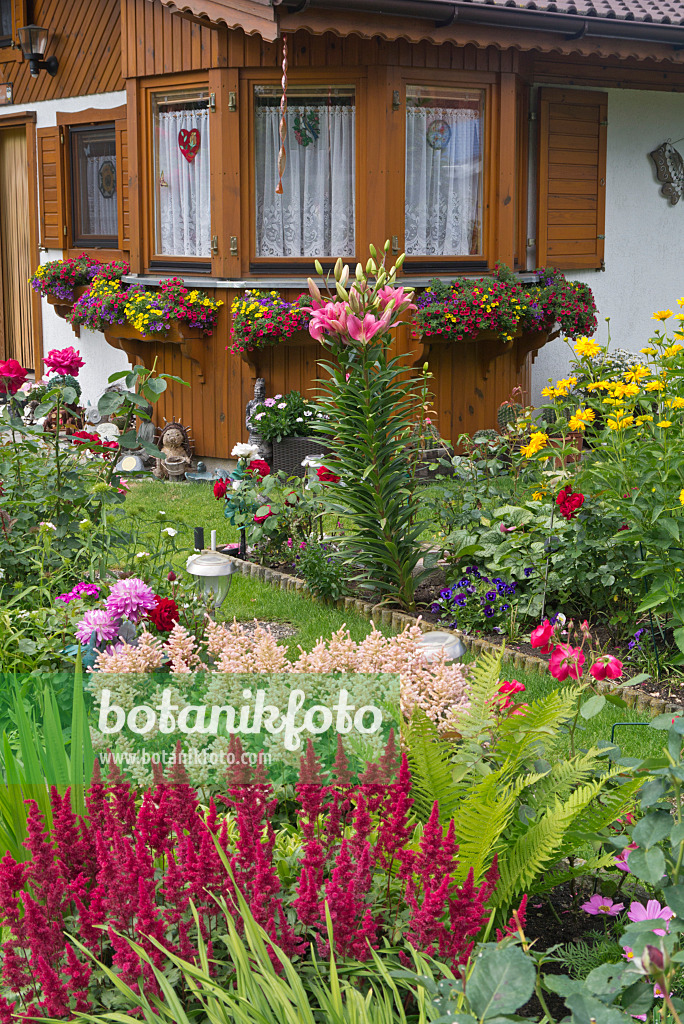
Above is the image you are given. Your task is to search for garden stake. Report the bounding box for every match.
[540,502,555,623]
[275,35,288,194]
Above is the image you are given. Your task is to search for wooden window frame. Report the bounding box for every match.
[139,71,218,276]
[240,66,368,275]
[56,105,127,262]
[388,69,497,275]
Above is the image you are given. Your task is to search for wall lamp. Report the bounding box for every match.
[17,25,58,78]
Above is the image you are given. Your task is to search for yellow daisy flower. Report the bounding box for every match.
[574,337,601,358]
[664,344,684,357]
[658,420,673,428]
[520,431,549,458]
[653,310,674,321]
[640,347,658,355]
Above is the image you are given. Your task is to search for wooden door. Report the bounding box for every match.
[0,126,34,369]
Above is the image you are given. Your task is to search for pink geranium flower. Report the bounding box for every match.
[581,893,624,916]
[589,655,623,681]
[548,643,585,681]
[628,900,673,935]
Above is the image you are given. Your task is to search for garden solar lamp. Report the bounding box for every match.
[186,530,238,610]
[415,630,466,663]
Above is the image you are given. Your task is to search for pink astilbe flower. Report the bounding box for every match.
[165,622,200,672]
[105,577,157,623]
[75,608,120,645]
[94,629,165,672]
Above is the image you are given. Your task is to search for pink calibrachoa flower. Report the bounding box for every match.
[43,346,85,377]
[581,893,624,916]
[589,655,624,681]
[628,900,673,935]
[530,619,554,654]
[548,643,585,681]
[75,609,120,645]
[308,301,348,342]
[346,309,392,345]
[106,578,157,623]
[615,842,637,873]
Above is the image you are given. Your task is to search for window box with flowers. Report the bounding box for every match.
[30,255,129,320]
[229,290,314,356]
[412,265,597,376]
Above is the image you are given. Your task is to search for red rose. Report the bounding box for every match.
[248,458,270,479]
[589,655,623,681]
[556,485,585,521]
[253,504,273,524]
[147,596,179,633]
[549,643,585,682]
[530,619,554,653]
[0,359,28,395]
[214,479,228,499]
[317,466,341,484]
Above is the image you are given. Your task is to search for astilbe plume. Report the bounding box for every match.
[0,742,497,1020]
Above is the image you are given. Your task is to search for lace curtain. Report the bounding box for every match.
[83,157,117,238]
[255,103,355,258]
[156,108,211,257]
[405,107,482,256]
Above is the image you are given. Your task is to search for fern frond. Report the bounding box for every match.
[495,687,578,764]
[531,752,600,811]
[404,709,459,823]
[450,650,504,748]
[531,851,617,895]
[558,776,642,858]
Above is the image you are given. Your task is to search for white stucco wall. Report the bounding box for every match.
[531,88,684,403]
[26,91,130,403]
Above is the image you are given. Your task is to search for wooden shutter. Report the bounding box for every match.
[537,88,607,270]
[115,117,130,252]
[37,126,65,250]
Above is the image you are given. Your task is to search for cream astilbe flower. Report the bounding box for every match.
[93,630,165,673]
[165,623,200,673]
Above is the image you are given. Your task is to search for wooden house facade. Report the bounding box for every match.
[3,0,684,453]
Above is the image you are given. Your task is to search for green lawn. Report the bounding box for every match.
[118,479,660,749]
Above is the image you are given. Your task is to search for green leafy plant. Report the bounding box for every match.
[308,243,439,610]
[404,651,641,919]
[247,389,322,443]
[294,537,347,601]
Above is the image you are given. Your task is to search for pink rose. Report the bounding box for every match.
[549,643,585,681]
[44,346,85,377]
[589,655,623,681]
[530,619,554,654]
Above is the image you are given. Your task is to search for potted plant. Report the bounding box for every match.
[247,389,327,477]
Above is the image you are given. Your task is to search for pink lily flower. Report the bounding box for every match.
[347,309,392,344]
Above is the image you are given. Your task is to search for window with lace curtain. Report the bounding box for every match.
[70,124,118,248]
[152,87,211,259]
[405,85,484,258]
[253,84,356,259]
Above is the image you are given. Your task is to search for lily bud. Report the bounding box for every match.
[314,259,324,276]
[369,259,377,274]
[340,265,350,287]
[384,238,391,252]
[335,282,349,302]
[307,277,322,303]
[369,243,377,258]
[334,257,343,282]
[355,262,364,282]
[423,362,429,373]
[377,269,387,287]
[366,258,374,275]
[395,253,406,269]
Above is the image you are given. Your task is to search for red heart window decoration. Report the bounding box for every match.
[178,127,201,163]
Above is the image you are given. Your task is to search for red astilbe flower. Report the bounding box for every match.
[496,893,529,941]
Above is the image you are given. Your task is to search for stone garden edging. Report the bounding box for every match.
[232,557,677,716]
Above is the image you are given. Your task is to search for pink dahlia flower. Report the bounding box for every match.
[106,577,157,623]
[75,609,120,645]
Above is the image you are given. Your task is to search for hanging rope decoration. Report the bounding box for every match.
[275,34,288,195]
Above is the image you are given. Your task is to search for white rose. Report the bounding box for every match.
[162,527,178,537]
[232,480,242,490]
[231,442,260,460]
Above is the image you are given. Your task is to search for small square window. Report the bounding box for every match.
[0,1,12,46]
[254,84,356,259]
[70,124,118,248]
[151,87,211,259]
[405,85,484,257]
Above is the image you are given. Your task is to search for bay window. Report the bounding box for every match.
[253,84,356,260]
[405,85,484,258]
[151,87,211,259]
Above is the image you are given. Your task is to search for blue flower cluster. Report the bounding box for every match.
[628,627,646,651]
[430,564,528,632]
